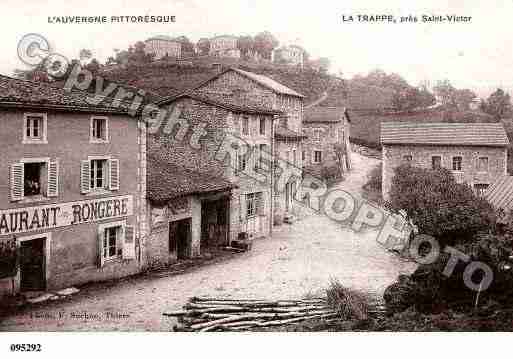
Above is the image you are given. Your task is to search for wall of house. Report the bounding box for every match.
[149,97,274,244]
[0,109,144,296]
[146,196,201,268]
[382,144,508,200]
[302,122,346,166]
[144,40,181,59]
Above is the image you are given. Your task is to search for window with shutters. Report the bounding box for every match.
[82,157,119,194]
[23,113,47,144]
[90,116,109,143]
[237,151,247,173]
[90,159,107,190]
[246,192,263,218]
[11,158,58,201]
[431,155,442,169]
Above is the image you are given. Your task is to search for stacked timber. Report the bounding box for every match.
[163,297,342,332]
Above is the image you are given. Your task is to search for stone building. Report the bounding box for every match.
[190,67,305,221]
[146,92,280,267]
[381,122,509,200]
[209,35,241,58]
[302,106,351,170]
[144,35,182,59]
[0,75,148,297]
[273,45,305,68]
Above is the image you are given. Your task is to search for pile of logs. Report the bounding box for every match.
[163,297,343,332]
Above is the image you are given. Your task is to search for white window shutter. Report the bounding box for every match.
[239,194,246,221]
[81,160,90,194]
[97,226,105,268]
[109,159,120,191]
[11,163,24,201]
[257,193,265,215]
[123,225,136,259]
[47,160,59,197]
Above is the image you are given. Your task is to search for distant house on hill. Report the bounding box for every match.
[302,107,351,171]
[380,122,509,200]
[209,35,241,58]
[144,35,182,60]
[273,45,305,68]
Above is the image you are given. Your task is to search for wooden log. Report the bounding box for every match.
[163,310,188,317]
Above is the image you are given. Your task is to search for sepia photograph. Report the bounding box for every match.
[0,0,512,356]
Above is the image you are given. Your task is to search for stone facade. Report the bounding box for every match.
[302,117,350,169]
[193,69,305,219]
[0,108,146,296]
[382,144,508,200]
[144,38,182,59]
[209,36,241,58]
[147,96,274,266]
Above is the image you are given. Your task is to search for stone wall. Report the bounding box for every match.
[382,144,508,199]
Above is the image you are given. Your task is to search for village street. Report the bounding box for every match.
[0,153,416,331]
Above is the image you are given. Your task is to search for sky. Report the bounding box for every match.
[1,0,513,98]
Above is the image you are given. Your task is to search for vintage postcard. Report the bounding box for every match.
[0,0,512,356]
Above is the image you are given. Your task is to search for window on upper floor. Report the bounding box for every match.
[242,116,249,136]
[259,117,266,135]
[452,156,463,171]
[432,156,442,169]
[23,113,47,144]
[10,158,59,201]
[91,116,109,143]
[81,157,119,194]
[477,157,489,172]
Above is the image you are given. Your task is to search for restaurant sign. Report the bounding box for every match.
[0,195,133,236]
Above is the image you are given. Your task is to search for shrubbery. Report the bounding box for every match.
[387,164,496,246]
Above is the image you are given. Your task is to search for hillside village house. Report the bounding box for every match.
[302,106,351,171]
[144,35,182,59]
[380,122,509,200]
[190,67,305,221]
[273,45,305,68]
[0,76,148,297]
[209,35,241,58]
[146,92,280,267]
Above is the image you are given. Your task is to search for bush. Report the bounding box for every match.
[326,279,369,320]
[387,164,496,246]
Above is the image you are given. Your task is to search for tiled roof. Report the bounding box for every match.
[147,155,236,204]
[159,91,283,115]
[146,35,180,42]
[381,122,509,147]
[0,74,132,114]
[485,176,513,213]
[304,106,348,123]
[275,126,306,141]
[232,68,304,98]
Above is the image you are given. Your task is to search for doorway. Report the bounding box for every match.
[19,237,46,292]
[169,218,191,260]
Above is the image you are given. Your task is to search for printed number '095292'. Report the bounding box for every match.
[10,344,42,352]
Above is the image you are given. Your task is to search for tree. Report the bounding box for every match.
[483,88,512,120]
[392,87,436,111]
[253,31,279,60]
[85,58,101,74]
[317,57,330,72]
[454,88,477,110]
[197,38,210,56]
[388,164,496,246]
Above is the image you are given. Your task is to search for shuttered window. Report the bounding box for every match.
[82,158,119,193]
[10,159,58,201]
[123,225,136,259]
[10,163,24,201]
[47,160,59,197]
